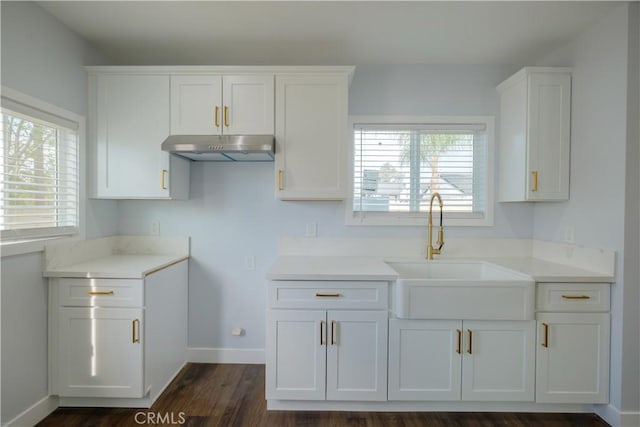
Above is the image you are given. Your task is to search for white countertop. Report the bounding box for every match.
[486,257,614,283]
[267,255,614,283]
[266,256,399,281]
[43,236,190,279]
[43,254,189,279]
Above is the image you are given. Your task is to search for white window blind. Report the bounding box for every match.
[1,99,79,241]
[352,120,491,225]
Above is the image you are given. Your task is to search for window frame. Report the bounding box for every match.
[346,115,494,227]
[1,86,86,257]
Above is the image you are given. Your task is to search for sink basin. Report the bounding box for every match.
[386,260,535,320]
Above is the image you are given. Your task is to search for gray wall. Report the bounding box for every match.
[534,3,639,417]
[0,2,115,423]
[116,63,535,351]
[2,1,639,424]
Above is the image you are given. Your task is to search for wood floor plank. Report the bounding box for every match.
[37,364,610,427]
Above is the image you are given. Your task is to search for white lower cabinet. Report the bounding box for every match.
[267,309,387,401]
[388,319,461,401]
[536,312,610,403]
[266,281,388,402]
[49,260,188,404]
[535,282,611,404]
[57,307,144,398]
[267,278,611,410]
[389,319,535,402]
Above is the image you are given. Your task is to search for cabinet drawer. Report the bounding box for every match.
[536,283,610,312]
[268,281,388,309]
[55,278,144,307]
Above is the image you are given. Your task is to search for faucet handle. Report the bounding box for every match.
[437,226,445,250]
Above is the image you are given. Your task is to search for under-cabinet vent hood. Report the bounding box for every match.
[161,135,275,161]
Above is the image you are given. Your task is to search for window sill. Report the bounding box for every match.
[345,213,493,227]
[1,234,83,258]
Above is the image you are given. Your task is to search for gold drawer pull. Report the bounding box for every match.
[331,320,337,345]
[315,292,341,298]
[467,329,473,354]
[224,106,229,127]
[161,169,168,190]
[561,295,591,300]
[456,329,462,354]
[132,318,140,343]
[320,321,326,346]
[87,290,114,296]
[277,169,284,191]
[542,322,549,348]
[214,106,220,128]
[532,170,538,192]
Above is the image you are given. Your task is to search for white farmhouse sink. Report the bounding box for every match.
[386,260,535,320]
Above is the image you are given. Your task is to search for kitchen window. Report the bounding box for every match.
[348,116,494,226]
[1,88,84,250]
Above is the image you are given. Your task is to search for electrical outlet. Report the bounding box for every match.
[231,327,245,336]
[563,226,575,244]
[245,256,256,271]
[150,220,160,236]
[305,222,318,238]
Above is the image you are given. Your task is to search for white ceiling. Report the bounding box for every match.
[38,1,620,66]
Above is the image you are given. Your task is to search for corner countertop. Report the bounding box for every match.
[266,255,614,283]
[43,254,189,279]
[43,236,190,279]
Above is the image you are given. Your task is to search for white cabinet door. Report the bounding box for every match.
[461,320,535,401]
[171,75,222,135]
[388,319,462,401]
[171,74,273,135]
[536,313,610,403]
[275,74,348,200]
[57,307,144,398]
[222,75,274,135]
[92,74,189,199]
[498,68,571,202]
[326,310,387,401]
[527,72,571,201]
[266,310,326,400]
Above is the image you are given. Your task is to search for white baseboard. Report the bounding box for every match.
[187,347,265,364]
[596,403,640,427]
[5,395,59,427]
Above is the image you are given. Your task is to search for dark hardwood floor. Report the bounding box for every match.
[38,363,610,427]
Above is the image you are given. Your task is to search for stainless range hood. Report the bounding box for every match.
[161,135,275,161]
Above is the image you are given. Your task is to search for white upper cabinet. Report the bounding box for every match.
[275,73,350,200]
[498,67,571,202]
[90,73,190,199]
[170,74,274,135]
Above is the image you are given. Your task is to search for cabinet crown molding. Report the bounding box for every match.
[86,65,356,83]
[497,66,572,93]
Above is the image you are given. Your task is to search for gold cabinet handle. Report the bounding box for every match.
[562,295,591,300]
[224,106,229,127]
[214,106,220,128]
[331,321,336,345]
[315,292,341,298]
[320,320,326,346]
[542,322,549,348]
[132,318,140,344]
[161,169,168,190]
[86,290,114,296]
[277,169,284,191]
[467,329,473,354]
[456,329,462,354]
[532,170,539,192]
